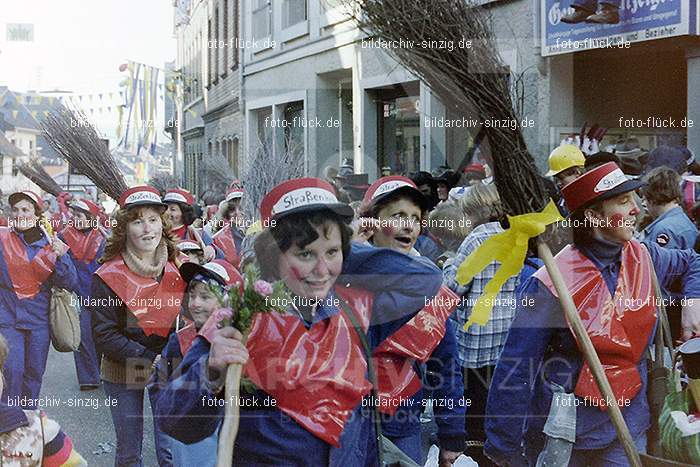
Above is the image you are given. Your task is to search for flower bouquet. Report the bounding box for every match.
[214,265,290,467]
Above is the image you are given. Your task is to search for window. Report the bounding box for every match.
[283,0,306,29]
[0,156,4,175]
[375,83,421,176]
[11,158,18,177]
[283,101,304,158]
[256,107,273,149]
[252,0,271,40]
[228,138,239,175]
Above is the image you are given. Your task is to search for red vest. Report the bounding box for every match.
[533,240,657,409]
[372,286,460,414]
[96,256,186,338]
[244,287,373,447]
[0,227,58,299]
[61,226,104,263]
[212,226,240,268]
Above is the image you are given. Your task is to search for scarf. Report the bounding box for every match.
[122,240,168,278]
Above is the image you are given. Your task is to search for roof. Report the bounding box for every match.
[0,131,25,158]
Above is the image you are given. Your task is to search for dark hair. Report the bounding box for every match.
[570,200,604,245]
[642,167,681,206]
[253,210,353,281]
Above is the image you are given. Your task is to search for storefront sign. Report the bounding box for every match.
[541,0,694,56]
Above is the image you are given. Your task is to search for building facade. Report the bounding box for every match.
[174,0,243,198]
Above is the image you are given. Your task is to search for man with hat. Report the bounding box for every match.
[212,188,245,269]
[0,190,78,407]
[545,144,586,216]
[485,162,700,466]
[59,197,107,390]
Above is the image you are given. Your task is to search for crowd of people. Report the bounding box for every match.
[2,141,700,466]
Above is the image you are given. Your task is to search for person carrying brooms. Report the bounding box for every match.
[484,162,700,466]
[151,177,443,466]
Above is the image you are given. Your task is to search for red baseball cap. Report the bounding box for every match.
[163,188,195,206]
[259,178,354,226]
[69,198,101,217]
[9,191,44,211]
[561,162,645,213]
[225,188,244,202]
[118,185,166,209]
[363,176,430,210]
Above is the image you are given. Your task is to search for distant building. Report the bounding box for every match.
[173,0,243,198]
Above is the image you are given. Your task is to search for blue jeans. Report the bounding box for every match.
[386,432,422,464]
[103,381,173,467]
[73,306,100,385]
[572,0,620,11]
[568,432,647,467]
[0,326,49,407]
[167,432,217,467]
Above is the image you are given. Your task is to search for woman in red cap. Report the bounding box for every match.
[485,162,700,466]
[163,188,216,262]
[89,185,184,467]
[58,198,107,390]
[211,188,246,269]
[153,177,443,466]
[0,190,78,408]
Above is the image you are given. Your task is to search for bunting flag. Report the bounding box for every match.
[30,111,38,119]
[11,110,18,119]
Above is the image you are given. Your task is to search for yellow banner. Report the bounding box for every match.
[456,199,563,329]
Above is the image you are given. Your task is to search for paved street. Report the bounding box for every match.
[39,349,158,466]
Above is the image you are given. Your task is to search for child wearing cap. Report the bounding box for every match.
[163,188,217,262]
[58,198,107,390]
[0,191,78,408]
[359,176,466,465]
[89,185,184,467]
[149,260,245,467]
[211,188,245,269]
[485,162,700,466]
[152,177,443,466]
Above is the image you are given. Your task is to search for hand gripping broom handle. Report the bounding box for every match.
[537,241,642,467]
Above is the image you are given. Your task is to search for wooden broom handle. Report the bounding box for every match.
[537,241,642,467]
[216,363,242,467]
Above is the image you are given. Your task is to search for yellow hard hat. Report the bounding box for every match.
[545,145,586,177]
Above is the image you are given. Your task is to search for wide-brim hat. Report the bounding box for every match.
[163,188,195,206]
[561,162,645,214]
[260,178,354,226]
[180,259,243,290]
[363,176,431,211]
[9,190,44,212]
[118,186,167,209]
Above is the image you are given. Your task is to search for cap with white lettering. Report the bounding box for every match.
[118,186,166,210]
[561,162,645,213]
[163,188,195,206]
[225,188,244,202]
[363,176,430,211]
[259,178,354,226]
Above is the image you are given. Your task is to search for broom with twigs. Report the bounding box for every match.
[350,1,642,465]
[41,107,128,201]
[19,158,63,197]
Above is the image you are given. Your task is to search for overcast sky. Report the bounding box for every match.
[0,0,176,94]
